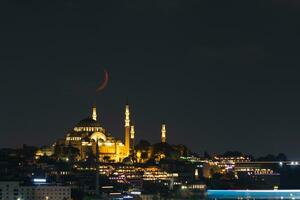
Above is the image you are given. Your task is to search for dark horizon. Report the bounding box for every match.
[1,1,300,159]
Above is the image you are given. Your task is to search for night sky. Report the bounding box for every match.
[1,1,300,159]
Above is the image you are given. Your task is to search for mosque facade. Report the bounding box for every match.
[36,102,169,163]
[62,104,133,162]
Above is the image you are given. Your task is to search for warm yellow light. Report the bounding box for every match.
[130,125,135,139]
[125,105,130,127]
[92,105,97,121]
[161,124,166,143]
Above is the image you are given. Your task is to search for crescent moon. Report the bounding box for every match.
[96,69,109,92]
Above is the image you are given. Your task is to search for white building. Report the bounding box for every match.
[0,181,71,200]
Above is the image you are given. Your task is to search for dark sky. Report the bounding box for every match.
[1,0,300,159]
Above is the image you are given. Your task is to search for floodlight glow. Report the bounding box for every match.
[123,195,133,199]
[33,178,46,183]
[102,186,113,189]
[130,191,141,195]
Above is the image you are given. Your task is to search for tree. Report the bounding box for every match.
[276,153,287,161]
[222,151,243,157]
[136,140,151,149]
[54,144,63,156]
[256,154,277,161]
[103,156,110,163]
[204,151,211,159]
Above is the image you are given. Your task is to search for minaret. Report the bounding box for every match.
[92,104,97,121]
[125,103,130,156]
[161,123,166,143]
[130,125,135,152]
[195,168,199,180]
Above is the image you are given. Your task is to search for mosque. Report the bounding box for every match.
[63,103,133,162]
[36,102,168,163]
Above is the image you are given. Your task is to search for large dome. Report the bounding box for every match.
[75,117,101,127]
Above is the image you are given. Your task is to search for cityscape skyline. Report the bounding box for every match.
[2,1,300,199]
[1,1,300,159]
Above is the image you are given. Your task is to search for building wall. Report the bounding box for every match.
[0,182,71,200]
[0,182,19,200]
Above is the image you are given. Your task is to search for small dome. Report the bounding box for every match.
[90,132,107,142]
[67,130,79,137]
[76,117,101,128]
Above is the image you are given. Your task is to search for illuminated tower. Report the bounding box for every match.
[92,104,97,121]
[195,168,199,180]
[130,125,135,152]
[161,123,166,143]
[125,103,130,156]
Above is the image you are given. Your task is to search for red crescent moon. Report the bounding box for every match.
[96,69,109,92]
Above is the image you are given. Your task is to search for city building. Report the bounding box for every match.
[35,101,184,164]
[0,181,71,200]
[64,104,130,162]
[36,103,135,163]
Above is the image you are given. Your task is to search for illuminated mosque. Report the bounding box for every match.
[61,103,132,162]
[34,70,186,163]
[36,103,168,163]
